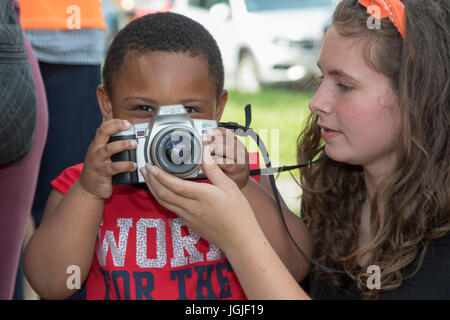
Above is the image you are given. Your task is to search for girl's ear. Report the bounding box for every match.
[96,85,114,120]
[214,89,228,122]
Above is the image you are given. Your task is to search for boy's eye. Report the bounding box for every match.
[184,106,198,113]
[136,105,153,112]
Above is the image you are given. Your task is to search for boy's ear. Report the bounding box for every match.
[96,85,114,120]
[214,90,228,122]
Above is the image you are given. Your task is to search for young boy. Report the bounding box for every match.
[23,12,311,300]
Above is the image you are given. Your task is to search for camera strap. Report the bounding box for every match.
[219,104,346,275]
[249,157,328,176]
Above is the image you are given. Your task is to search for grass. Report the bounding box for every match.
[220,88,313,178]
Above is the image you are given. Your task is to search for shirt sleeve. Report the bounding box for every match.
[248,151,260,183]
[50,163,84,195]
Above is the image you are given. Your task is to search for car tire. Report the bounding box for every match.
[236,52,260,93]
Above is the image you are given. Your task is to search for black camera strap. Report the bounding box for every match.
[219,104,346,275]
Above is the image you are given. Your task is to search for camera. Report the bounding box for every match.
[109,104,217,185]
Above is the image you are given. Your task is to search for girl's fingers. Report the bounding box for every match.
[141,165,201,207]
[144,175,186,215]
[151,164,208,199]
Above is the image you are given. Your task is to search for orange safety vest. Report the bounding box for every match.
[18,0,106,30]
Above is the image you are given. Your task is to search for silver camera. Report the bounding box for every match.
[109,104,217,184]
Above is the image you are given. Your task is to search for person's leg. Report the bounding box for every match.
[31,63,102,227]
[0,36,48,299]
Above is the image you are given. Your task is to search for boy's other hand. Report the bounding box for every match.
[79,119,137,200]
[203,128,250,189]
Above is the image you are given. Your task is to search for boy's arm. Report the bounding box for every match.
[23,119,137,299]
[240,175,313,282]
[23,183,104,299]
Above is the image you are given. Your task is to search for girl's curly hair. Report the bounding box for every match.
[297,0,449,299]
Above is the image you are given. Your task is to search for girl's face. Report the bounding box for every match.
[309,26,401,172]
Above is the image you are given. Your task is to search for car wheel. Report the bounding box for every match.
[236,53,260,93]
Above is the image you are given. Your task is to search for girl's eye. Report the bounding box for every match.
[337,83,353,91]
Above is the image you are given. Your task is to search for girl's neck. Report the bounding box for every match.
[363,153,397,203]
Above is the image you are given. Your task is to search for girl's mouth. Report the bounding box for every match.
[319,124,339,132]
[319,125,342,140]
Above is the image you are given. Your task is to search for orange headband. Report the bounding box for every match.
[359,0,406,39]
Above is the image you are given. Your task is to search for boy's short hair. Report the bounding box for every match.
[102,12,224,99]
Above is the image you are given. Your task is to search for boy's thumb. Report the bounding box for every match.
[202,145,235,190]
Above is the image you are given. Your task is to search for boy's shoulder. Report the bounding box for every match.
[50,163,84,195]
[60,162,84,180]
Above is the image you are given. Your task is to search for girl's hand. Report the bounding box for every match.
[79,119,137,200]
[204,128,250,189]
[140,145,259,251]
[141,145,312,300]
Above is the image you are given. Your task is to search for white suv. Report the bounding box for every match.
[171,0,337,92]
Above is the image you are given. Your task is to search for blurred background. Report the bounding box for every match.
[102,0,338,214]
[101,0,338,214]
[103,0,337,93]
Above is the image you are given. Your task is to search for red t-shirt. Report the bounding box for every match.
[51,154,259,300]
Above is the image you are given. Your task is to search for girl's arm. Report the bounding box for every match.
[222,217,311,300]
[205,128,313,282]
[240,177,312,282]
[141,147,312,299]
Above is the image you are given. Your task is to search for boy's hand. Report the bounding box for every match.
[79,119,137,200]
[203,128,250,189]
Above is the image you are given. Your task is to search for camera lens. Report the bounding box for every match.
[164,135,191,166]
[151,128,202,176]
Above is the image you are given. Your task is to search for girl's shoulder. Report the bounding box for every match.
[381,233,450,299]
[431,232,450,247]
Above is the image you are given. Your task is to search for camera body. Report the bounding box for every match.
[109,104,217,185]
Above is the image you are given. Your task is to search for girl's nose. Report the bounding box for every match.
[309,83,332,115]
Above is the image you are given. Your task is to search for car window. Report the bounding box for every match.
[245,0,334,12]
[188,0,230,10]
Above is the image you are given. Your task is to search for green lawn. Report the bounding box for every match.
[220,88,313,178]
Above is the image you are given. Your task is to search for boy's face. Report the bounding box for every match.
[97,51,227,124]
